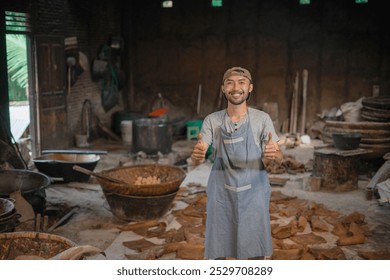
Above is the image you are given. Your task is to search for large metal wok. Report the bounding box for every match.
[0,169,51,214]
[33,153,100,183]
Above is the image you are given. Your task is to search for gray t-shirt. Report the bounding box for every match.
[201,107,279,154]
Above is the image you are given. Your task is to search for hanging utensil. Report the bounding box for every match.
[72,165,129,185]
[66,57,76,96]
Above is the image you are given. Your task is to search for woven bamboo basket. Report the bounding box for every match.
[98,164,186,196]
[0,231,76,260]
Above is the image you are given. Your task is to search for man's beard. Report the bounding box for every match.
[225,89,248,105]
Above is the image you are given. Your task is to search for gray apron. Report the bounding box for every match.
[204,112,272,259]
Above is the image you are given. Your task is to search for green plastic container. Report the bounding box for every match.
[186,119,212,158]
[186,120,203,140]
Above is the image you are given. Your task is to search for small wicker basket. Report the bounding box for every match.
[98,164,186,196]
[0,231,76,260]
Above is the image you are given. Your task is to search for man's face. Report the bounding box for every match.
[221,75,253,105]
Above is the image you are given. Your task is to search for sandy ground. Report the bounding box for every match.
[13,138,390,260]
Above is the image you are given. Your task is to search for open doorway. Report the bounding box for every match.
[5,11,35,161]
[6,33,30,141]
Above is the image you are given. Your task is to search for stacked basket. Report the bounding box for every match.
[0,232,76,260]
[0,198,19,233]
[96,164,186,221]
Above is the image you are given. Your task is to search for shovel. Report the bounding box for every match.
[72,165,129,185]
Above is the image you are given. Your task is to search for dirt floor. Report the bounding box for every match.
[10,137,390,260]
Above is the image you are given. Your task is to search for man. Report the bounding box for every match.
[191,66,283,260]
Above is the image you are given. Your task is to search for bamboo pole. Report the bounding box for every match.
[300,69,308,135]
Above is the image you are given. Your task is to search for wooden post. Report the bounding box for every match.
[290,72,299,133]
[300,69,308,135]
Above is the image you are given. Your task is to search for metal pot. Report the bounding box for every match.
[33,153,100,183]
[332,133,361,150]
[0,169,51,214]
[133,118,172,155]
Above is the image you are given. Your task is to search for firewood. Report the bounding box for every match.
[272,220,299,239]
[309,247,346,260]
[146,223,167,238]
[118,220,159,232]
[164,227,186,243]
[310,215,329,232]
[336,222,366,246]
[337,233,365,246]
[280,205,300,217]
[177,243,204,260]
[314,204,340,217]
[123,238,156,252]
[290,233,327,245]
[125,242,182,260]
[297,215,308,232]
[184,226,205,245]
[270,191,297,203]
[332,222,347,237]
[342,212,365,225]
[183,204,203,217]
[358,249,390,260]
[271,248,305,260]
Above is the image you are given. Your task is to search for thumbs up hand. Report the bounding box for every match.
[267,131,273,144]
[191,133,208,165]
[263,132,279,160]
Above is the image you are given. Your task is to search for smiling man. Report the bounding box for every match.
[191,66,282,260]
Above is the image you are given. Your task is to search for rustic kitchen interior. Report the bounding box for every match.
[1,0,390,260]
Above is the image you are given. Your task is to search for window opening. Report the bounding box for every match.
[299,0,311,5]
[5,11,31,33]
[212,0,223,7]
[162,1,173,8]
[5,11,31,141]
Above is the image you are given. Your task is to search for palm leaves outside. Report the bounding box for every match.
[6,34,28,102]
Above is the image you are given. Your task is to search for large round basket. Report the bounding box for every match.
[97,164,186,196]
[0,232,76,260]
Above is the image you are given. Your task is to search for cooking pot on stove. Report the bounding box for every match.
[133,118,172,155]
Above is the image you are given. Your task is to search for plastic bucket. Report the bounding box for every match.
[120,120,133,146]
[74,134,89,148]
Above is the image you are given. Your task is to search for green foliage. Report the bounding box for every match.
[6,34,28,101]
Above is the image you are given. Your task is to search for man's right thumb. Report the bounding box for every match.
[198,133,202,141]
[267,132,273,144]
